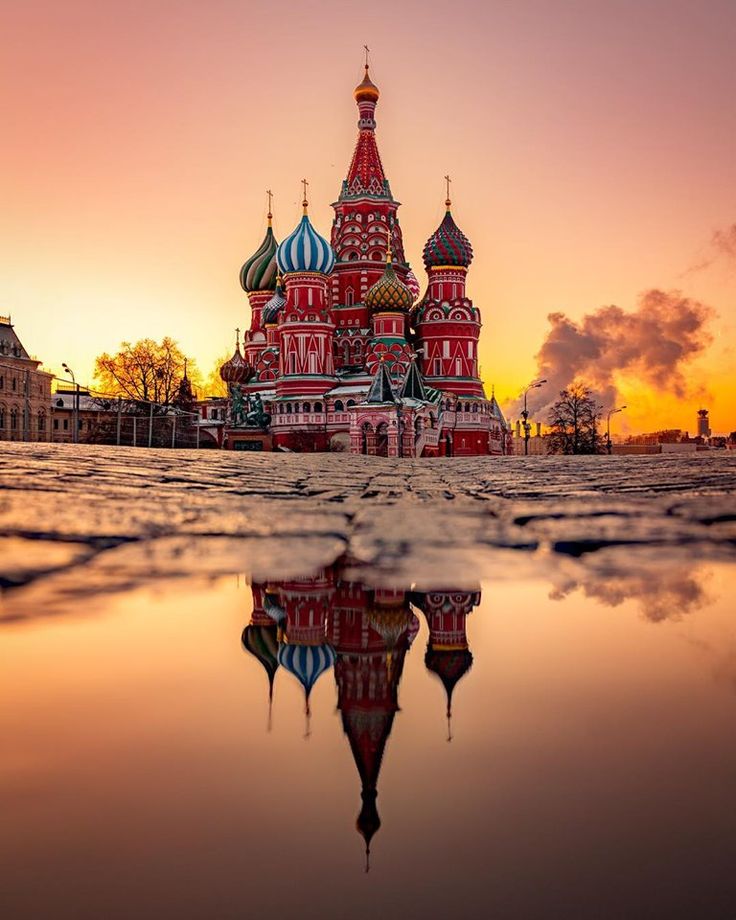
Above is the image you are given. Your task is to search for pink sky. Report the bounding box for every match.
[1,0,734,434]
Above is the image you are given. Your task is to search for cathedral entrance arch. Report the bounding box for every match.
[375,422,389,457]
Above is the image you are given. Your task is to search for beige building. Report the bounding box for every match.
[0,316,53,442]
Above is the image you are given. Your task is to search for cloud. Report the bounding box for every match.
[684,223,736,274]
[508,289,714,418]
[550,568,709,623]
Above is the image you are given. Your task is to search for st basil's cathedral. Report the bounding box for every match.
[219,60,511,456]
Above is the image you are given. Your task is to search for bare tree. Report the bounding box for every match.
[547,383,601,454]
[94,338,199,406]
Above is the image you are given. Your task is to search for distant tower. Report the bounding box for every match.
[697,409,711,439]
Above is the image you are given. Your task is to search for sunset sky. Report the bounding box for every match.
[2,0,734,435]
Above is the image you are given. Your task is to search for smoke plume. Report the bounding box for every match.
[510,289,714,418]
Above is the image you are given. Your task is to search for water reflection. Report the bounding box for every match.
[242,561,479,869]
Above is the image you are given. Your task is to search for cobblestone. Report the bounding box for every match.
[1,443,735,616]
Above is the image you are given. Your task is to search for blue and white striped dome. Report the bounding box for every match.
[277,215,335,276]
[277,643,336,696]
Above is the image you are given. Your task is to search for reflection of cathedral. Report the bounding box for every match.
[219,60,511,455]
[241,560,480,868]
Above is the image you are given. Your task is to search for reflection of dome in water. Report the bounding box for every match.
[242,624,279,695]
[367,609,418,650]
[263,592,287,625]
[277,643,336,704]
[425,646,473,726]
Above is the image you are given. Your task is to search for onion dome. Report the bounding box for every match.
[354,64,379,103]
[263,591,287,626]
[357,790,381,871]
[365,255,414,313]
[425,646,473,740]
[240,209,279,292]
[242,624,279,701]
[278,643,336,736]
[219,331,254,385]
[276,191,335,275]
[262,276,286,325]
[404,268,420,301]
[422,194,473,269]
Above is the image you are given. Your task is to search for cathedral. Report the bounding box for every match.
[220,61,511,456]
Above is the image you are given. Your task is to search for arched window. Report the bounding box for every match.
[286,403,292,414]
[334,400,344,411]
[346,399,356,408]
[314,402,323,413]
[346,287,355,306]
[303,402,311,413]
[0,406,5,429]
[342,341,351,364]
[10,408,18,430]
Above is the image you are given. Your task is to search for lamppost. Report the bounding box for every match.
[606,405,627,455]
[62,363,79,444]
[521,379,547,455]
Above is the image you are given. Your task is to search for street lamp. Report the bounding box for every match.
[521,379,547,455]
[62,363,79,444]
[606,405,627,455]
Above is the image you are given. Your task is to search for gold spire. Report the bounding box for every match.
[444,174,452,210]
[301,178,309,214]
[266,188,273,226]
[235,327,240,349]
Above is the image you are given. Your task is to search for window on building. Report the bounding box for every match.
[433,358,442,375]
[334,400,344,411]
[0,376,4,389]
[286,404,292,414]
[54,418,59,430]
[346,288,354,306]
[346,399,356,408]
[456,358,462,376]
[314,402,323,413]
[0,407,4,428]
[12,378,17,391]
[303,402,311,413]
[63,419,69,430]
[38,412,45,431]
[10,409,18,430]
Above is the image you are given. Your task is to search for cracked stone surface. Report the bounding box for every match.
[1,442,735,619]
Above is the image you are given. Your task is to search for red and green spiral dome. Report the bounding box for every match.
[422,208,473,270]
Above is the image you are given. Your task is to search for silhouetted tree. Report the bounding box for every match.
[547,383,602,454]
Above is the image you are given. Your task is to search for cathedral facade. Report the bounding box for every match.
[220,64,510,456]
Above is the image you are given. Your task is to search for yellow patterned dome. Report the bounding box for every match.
[365,256,414,313]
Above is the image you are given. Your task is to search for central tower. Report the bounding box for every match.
[329,61,416,372]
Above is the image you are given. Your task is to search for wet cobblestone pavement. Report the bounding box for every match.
[1,443,735,618]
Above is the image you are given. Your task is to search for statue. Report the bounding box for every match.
[230,384,246,426]
[229,386,271,430]
[245,393,271,429]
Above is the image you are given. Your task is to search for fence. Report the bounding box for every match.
[0,361,202,448]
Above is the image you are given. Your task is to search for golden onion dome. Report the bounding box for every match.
[354,65,380,104]
[364,255,414,313]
